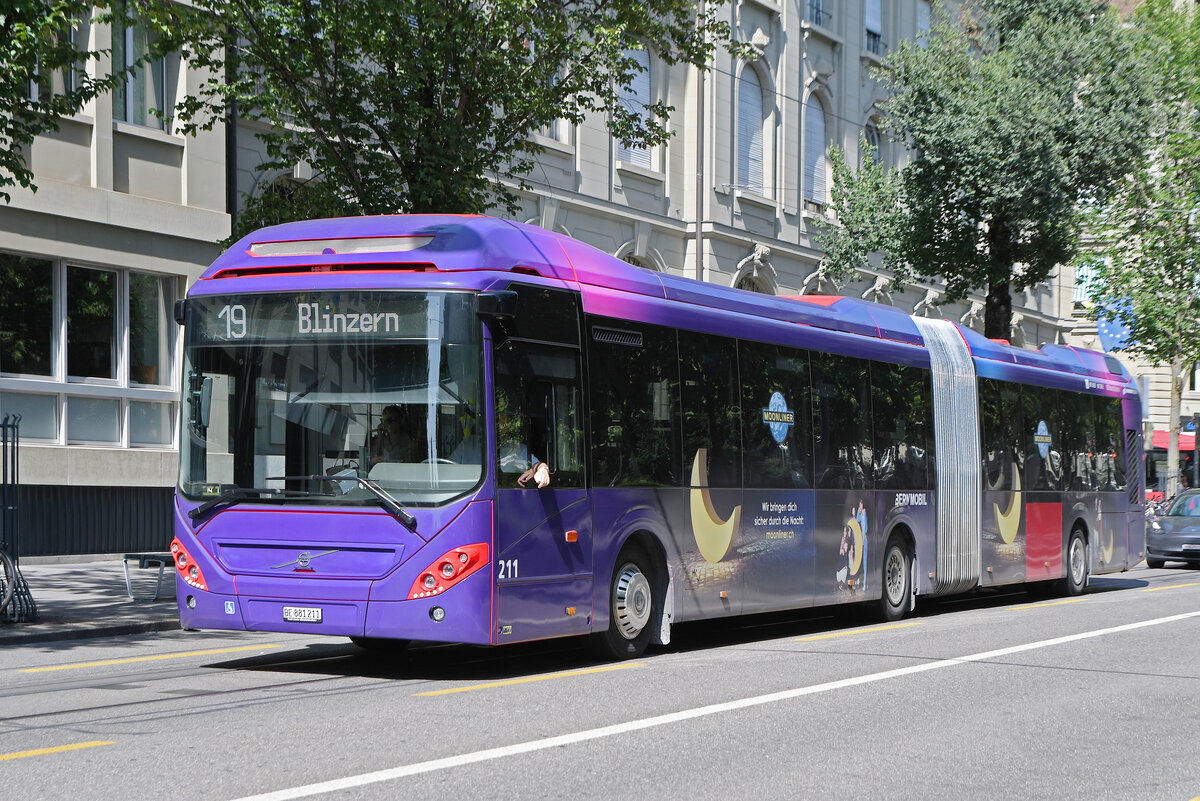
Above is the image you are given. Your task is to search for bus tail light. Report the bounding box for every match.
[171,537,209,592]
[408,543,488,599]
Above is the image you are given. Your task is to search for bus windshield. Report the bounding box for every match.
[179,290,484,507]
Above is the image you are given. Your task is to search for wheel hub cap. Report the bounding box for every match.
[614,564,651,640]
[886,549,905,605]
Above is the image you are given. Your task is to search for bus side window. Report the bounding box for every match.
[494,341,584,489]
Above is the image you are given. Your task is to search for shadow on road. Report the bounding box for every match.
[207,569,1174,683]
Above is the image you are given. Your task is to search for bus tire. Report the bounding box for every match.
[877,536,911,622]
[1060,528,1088,596]
[590,546,655,660]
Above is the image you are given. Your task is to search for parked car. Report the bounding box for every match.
[1146,489,1200,568]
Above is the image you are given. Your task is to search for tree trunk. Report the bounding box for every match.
[983,279,1012,341]
[1167,353,1183,498]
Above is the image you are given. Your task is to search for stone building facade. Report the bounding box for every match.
[0,16,227,556]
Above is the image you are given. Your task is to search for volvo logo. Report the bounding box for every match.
[271,550,338,570]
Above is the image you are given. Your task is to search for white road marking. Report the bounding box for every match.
[228,610,1200,801]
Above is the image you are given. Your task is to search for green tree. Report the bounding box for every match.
[141,0,741,240]
[0,2,139,201]
[1080,0,1200,498]
[817,0,1152,340]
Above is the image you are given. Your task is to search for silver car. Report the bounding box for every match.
[1146,489,1200,568]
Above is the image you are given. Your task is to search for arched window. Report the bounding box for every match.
[736,67,765,194]
[735,274,770,294]
[616,49,652,169]
[803,95,828,209]
[622,253,657,271]
[863,123,883,166]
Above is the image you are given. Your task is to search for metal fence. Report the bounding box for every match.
[2,415,38,623]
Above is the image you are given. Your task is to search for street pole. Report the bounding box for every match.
[695,0,705,283]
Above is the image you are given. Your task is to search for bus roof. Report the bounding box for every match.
[201,214,1129,384]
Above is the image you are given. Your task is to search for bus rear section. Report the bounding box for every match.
[171,289,500,645]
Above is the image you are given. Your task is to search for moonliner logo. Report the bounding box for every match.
[762,392,795,444]
[297,303,400,334]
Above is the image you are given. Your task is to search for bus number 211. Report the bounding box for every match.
[497,559,519,580]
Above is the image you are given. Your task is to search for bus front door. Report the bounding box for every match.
[494,340,592,643]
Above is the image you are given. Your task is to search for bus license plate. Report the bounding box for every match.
[282,606,322,623]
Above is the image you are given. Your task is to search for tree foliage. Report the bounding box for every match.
[1079,0,1200,495]
[817,0,1152,339]
[139,0,740,240]
[0,2,140,201]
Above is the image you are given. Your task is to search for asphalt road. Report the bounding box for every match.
[2,566,1199,801]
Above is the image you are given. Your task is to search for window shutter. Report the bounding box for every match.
[737,69,764,193]
[616,50,652,169]
[804,96,827,205]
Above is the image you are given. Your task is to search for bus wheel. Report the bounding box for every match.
[877,536,911,622]
[591,547,655,660]
[1060,528,1088,596]
[350,636,410,654]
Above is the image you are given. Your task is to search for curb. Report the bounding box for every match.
[0,618,182,646]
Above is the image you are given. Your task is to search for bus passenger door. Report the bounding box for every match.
[494,339,592,643]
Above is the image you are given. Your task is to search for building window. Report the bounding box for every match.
[0,251,180,447]
[917,1,932,45]
[737,67,765,195]
[28,23,88,102]
[616,49,653,169]
[68,396,121,444]
[130,400,174,445]
[805,0,832,28]
[0,253,54,376]
[865,0,883,55]
[0,392,58,439]
[804,95,829,210]
[1075,260,1100,308]
[112,5,167,129]
[67,266,117,380]
[863,123,883,166]
[130,272,175,386]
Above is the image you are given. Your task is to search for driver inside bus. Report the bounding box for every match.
[370,405,414,465]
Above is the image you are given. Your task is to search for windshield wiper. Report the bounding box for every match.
[188,486,325,521]
[268,475,418,533]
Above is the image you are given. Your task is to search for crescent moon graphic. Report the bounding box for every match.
[847,517,863,575]
[993,463,1022,545]
[689,448,742,563]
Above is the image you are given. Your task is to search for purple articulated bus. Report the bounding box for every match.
[170,215,1145,659]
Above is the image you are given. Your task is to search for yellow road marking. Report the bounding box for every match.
[1142,582,1200,593]
[0,741,115,761]
[794,621,922,642]
[415,662,645,696]
[1009,598,1087,611]
[20,644,284,673]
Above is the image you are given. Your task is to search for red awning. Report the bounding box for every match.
[1151,430,1196,450]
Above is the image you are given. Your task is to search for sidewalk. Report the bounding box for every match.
[0,558,181,645]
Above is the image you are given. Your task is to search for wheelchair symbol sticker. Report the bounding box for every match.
[224,601,236,615]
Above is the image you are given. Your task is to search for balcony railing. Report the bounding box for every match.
[805,1,832,28]
[866,30,885,56]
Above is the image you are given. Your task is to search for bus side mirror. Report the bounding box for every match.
[174,299,188,326]
[477,291,517,323]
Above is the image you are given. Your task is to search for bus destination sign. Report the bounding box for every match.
[191,292,428,343]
